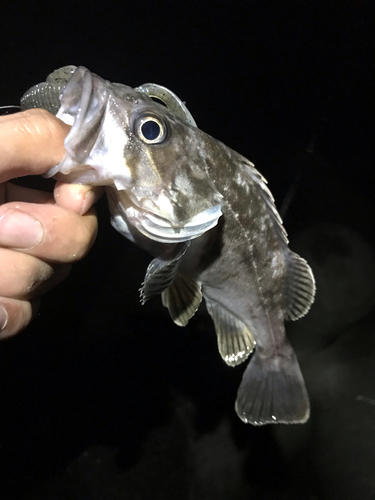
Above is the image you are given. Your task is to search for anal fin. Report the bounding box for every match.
[235,346,310,425]
[162,274,202,326]
[205,299,255,367]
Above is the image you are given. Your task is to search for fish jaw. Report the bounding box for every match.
[108,187,222,244]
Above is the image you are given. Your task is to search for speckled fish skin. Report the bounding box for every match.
[37,67,315,425]
[178,142,314,425]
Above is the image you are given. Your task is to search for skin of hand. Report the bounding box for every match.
[0,109,103,339]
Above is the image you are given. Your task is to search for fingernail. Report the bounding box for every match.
[0,306,8,332]
[68,185,86,214]
[0,209,44,249]
[81,190,96,215]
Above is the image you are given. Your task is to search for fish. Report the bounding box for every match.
[21,66,316,425]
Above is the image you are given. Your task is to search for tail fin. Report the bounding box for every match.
[235,347,310,425]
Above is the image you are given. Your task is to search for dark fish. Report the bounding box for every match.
[22,67,316,425]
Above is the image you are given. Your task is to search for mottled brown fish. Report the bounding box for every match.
[22,66,316,425]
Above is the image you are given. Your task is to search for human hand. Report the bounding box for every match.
[0,109,102,339]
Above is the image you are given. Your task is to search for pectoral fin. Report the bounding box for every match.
[284,251,316,321]
[162,274,202,326]
[205,299,255,367]
[140,242,190,304]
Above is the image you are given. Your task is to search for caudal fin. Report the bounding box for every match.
[235,348,310,425]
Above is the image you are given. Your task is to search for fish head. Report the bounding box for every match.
[47,66,222,243]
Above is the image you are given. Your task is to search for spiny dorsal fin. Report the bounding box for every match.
[241,160,315,320]
[284,251,316,321]
[139,242,189,304]
[162,274,202,326]
[205,299,255,367]
[242,160,289,246]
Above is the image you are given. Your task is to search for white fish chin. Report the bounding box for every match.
[136,204,222,243]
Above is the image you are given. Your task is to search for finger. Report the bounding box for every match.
[0,247,72,300]
[54,182,104,215]
[0,297,38,340]
[0,202,98,263]
[2,181,104,216]
[0,109,70,183]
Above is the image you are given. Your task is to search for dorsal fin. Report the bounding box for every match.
[242,160,289,246]
[241,160,315,319]
[162,274,202,326]
[284,251,316,321]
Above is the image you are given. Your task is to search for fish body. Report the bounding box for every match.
[23,67,315,425]
[164,138,314,424]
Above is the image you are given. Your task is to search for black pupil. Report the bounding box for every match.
[141,120,161,141]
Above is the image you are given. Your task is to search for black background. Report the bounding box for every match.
[1,1,375,499]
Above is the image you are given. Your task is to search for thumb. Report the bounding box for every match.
[0,109,70,183]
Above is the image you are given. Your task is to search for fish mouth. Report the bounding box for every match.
[137,204,222,243]
[118,188,223,243]
[119,191,222,243]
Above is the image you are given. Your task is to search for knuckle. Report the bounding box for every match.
[24,263,72,298]
[0,250,54,299]
[22,109,70,162]
[22,109,56,137]
[24,266,54,297]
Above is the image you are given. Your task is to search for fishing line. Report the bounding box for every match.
[0,105,21,115]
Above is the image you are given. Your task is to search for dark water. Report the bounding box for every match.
[1,1,374,498]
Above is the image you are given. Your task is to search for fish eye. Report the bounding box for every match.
[134,114,167,144]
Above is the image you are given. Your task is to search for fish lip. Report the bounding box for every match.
[126,202,222,243]
[126,188,223,242]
